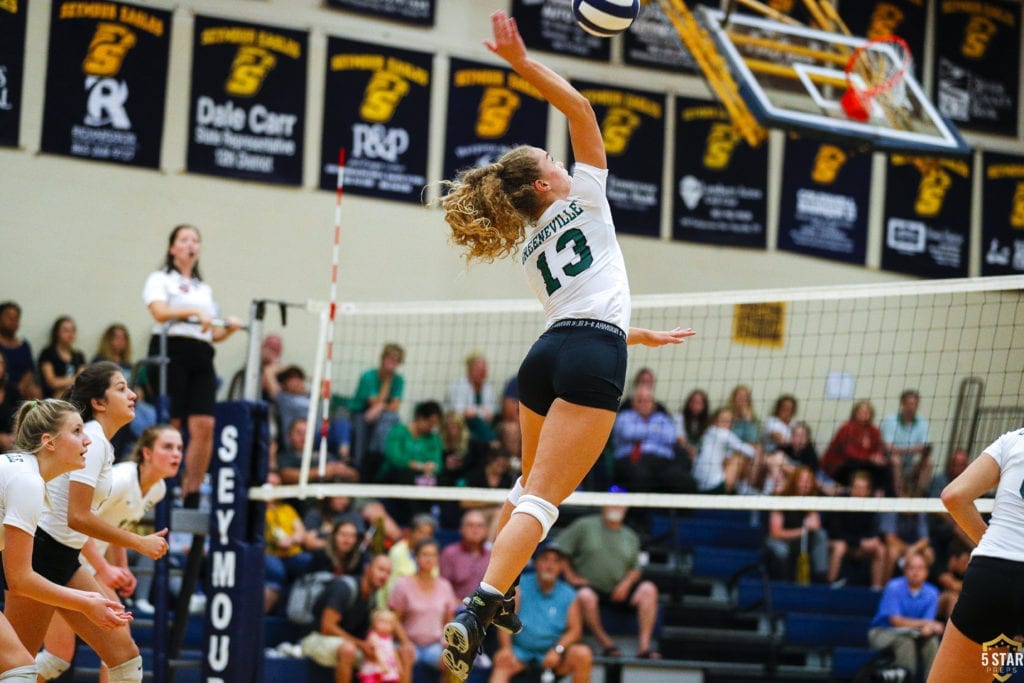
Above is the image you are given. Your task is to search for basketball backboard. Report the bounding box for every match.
[686,5,970,156]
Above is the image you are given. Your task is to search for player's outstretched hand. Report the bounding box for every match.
[628,326,695,347]
[484,10,528,66]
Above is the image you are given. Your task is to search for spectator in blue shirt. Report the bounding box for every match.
[880,389,931,496]
[868,550,943,678]
[611,386,693,494]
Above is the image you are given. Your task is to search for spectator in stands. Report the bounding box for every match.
[312,519,371,577]
[928,449,969,498]
[357,609,403,683]
[489,544,592,683]
[303,496,402,555]
[349,343,405,478]
[378,401,443,485]
[611,385,692,494]
[557,505,661,660]
[440,510,492,602]
[726,384,760,445]
[821,400,889,492]
[499,375,519,426]
[446,352,497,443]
[693,407,757,494]
[460,445,516,529]
[439,411,474,487]
[880,389,931,496]
[92,323,133,377]
[619,367,669,414]
[879,485,934,583]
[867,550,942,679]
[264,364,312,451]
[385,513,438,600]
[927,450,976,568]
[0,300,42,401]
[825,470,886,589]
[673,388,710,459]
[788,421,820,473]
[389,537,461,671]
[264,498,315,613]
[275,417,358,485]
[766,466,829,583]
[935,538,971,622]
[762,394,797,454]
[298,554,415,683]
[37,315,86,398]
[0,354,17,451]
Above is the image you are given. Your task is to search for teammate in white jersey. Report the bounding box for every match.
[437,12,693,680]
[9,363,168,683]
[38,424,182,681]
[930,427,1024,681]
[0,399,129,683]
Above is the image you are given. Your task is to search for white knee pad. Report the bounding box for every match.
[107,656,143,683]
[0,665,38,682]
[511,494,559,540]
[506,477,524,507]
[34,650,70,680]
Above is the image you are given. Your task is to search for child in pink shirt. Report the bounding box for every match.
[358,609,401,683]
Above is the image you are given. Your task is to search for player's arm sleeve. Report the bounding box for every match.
[3,474,44,536]
[570,163,609,208]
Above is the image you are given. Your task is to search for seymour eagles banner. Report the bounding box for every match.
[982,151,1024,275]
[881,156,971,278]
[187,16,307,185]
[0,0,27,148]
[40,1,171,167]
[572,80,666,238]
[512,0,610,62]
[325,0,435,26]
[319,37,431,202]
[443,57,548,182]
[672,96,767,248]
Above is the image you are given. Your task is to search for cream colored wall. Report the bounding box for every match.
[0,0,997,393]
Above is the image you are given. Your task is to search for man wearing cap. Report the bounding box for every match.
[489,544,592,682]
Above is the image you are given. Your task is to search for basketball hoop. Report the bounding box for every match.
[841,35,911,123]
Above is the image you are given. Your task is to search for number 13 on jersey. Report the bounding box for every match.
[536,227,594,295]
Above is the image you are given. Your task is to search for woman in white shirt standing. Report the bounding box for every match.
[143,224,242,507]
[9,363,169,683]
[36,423,182,681]
[930,427,1024,682]
[0,399,130,682]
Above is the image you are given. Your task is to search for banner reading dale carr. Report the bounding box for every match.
[672,96,767,248]
[319,37,431,201]
[188,16,307,185]
[934,0,1020,137]
[572,80,665,238]
[981,151,1024,275]
[841,0,926,79]
[325,0,434,26]
[0,0,27,147]
[512,0,610,62]
[443,57,548,183]
[40,1,171,167]
[881,156,971,278]
[777,136,871,265]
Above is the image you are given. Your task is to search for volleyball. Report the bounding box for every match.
[572,0,640,38]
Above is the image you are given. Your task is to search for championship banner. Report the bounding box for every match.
[325,0,435,26]
[623,1,704,73]
[443,57,549,182]
[880,156,971,278]
[511,0,610,62]
[934,0,1020,137]
[981,151,1024,275]
[672,96,767,248]
[841,0,927,79]
[0,0,26,148]
[187,16,307,185]
[777,136,871,265]
[39,1,171,167]
[319,37,431,201]
[572,80,665,238]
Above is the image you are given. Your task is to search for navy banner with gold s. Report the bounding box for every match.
[319,37,431,201]
[571,80,665,238]
[841,0,926,79]
[881,156,971,277]
[187,16,307,185]
[325,0,435,26]
[40,1,171,167]
[512,0,610,62]
[777,136,871,264]
[623,1,704,73]
[981,151,1024,275]
[443,57,549,182]
[672,96,767,248]
[0,0,27,148]
[933,0,1020,137]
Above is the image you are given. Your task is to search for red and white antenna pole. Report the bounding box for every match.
[317,148,346,479]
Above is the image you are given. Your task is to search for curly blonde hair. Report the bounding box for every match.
[439,146,544,263]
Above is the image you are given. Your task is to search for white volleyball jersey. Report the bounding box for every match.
[521,163,631,334]
[973,427,1024,563]
[89,461,167,558]
[39,420,114,549]
[142,269,217,342]
[0,452,45,551]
